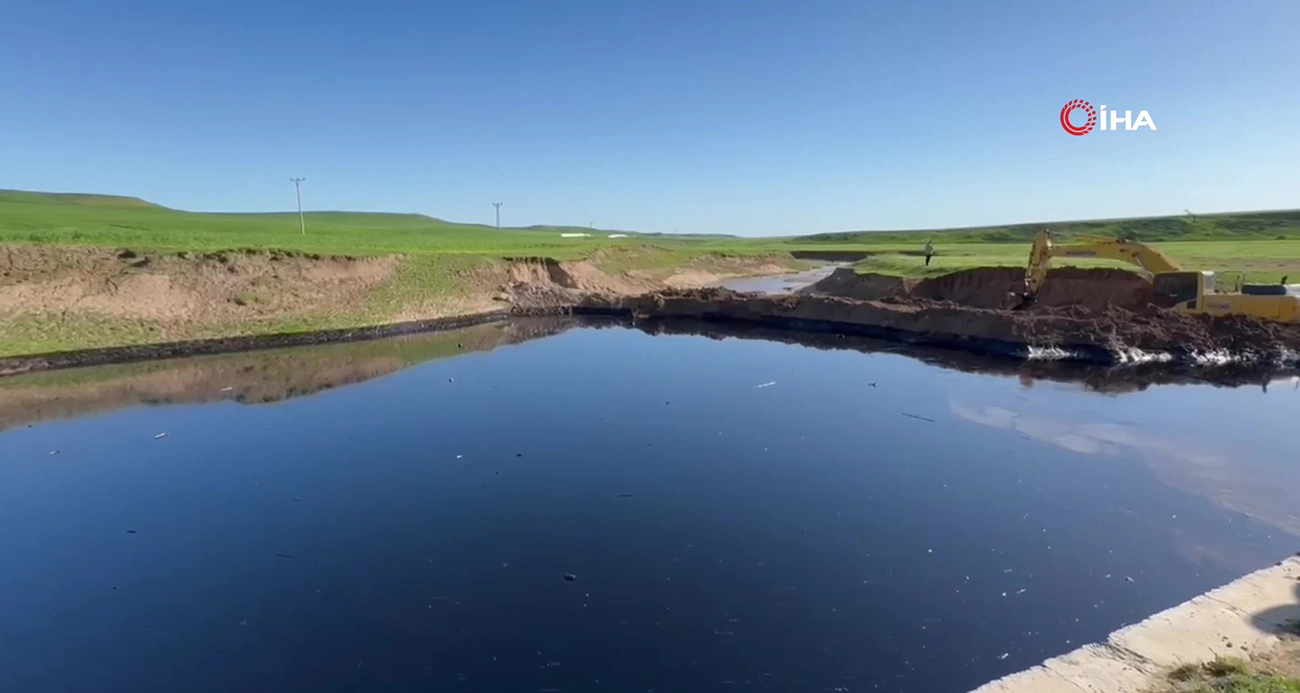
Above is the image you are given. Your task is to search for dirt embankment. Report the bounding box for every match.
[578,288,1300,363]
[0,245,401,325]
[0,245,794,357]
[500,254,793,307]
[803,266,1153,312]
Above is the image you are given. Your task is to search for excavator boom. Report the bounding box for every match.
[1016,229,1300,323]
[1023,230,1182,298]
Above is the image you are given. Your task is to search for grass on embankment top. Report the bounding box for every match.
[852,240,1300,285]
[1157,655,1300,693]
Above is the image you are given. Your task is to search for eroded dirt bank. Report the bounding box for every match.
[0,244,793,358]
[802,266,1153,312]
[576,288,1300,364]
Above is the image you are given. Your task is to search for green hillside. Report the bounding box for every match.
[0,189,642,258]
[796,209,1300,245]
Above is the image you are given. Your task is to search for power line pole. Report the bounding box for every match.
[290,178,307,235]
[492,202,503,230]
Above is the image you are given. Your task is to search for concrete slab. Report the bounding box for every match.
[969,556,1300,693]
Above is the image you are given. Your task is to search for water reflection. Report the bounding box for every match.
[1,319,1297,693]
[950,395,1300,540]
[4,316,1297,433]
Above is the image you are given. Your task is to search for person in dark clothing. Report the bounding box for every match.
[924,240,934,267]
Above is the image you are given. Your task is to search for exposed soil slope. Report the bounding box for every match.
[579,288,1300,362]
[0,244,792,356]
[804,266,1153,312]
[0,246,399,324]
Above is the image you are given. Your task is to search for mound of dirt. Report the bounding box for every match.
[908,267,1026,309]
[806,266,1155,313]
[504,257,656,295]
[798,269,911,300]
[1032,267,1153,312]
[577,288,1300,362]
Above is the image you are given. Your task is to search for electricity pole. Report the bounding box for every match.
[290,178,306,235]
[493,202,503,230]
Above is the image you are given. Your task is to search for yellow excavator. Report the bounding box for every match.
[1019,229,1300,323]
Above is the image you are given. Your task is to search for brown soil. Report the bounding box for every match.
[805,266,1154,312]
[0,245,399,325]
[504,257,657,296]
[579,288,1300,361]
[799,270,912,301]
[0,244,794,357]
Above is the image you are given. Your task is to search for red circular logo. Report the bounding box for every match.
[1060,99,1096,136]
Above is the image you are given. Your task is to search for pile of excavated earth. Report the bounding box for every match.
[568,267,1300,364]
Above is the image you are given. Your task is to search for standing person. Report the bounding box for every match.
[924,239,935,267]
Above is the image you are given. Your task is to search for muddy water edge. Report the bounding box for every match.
[0,318,1297,693]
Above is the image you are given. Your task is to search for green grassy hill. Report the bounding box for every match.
[5,187,1300,284]
[6,187,1300,255]
[796,209,1300,245]
[0,189,645,258]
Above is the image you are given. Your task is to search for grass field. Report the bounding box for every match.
[4,188,1300,355]
[851,239,1300,285]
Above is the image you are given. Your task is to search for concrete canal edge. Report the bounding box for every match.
[969,556,1300,692]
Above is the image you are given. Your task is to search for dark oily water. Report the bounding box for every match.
[1,321,1297,693]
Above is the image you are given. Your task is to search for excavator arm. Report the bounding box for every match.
[1023,230,1182,298]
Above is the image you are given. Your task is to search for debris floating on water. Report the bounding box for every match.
[901,413,937,423]
[617,493,635,498]
[563,573,577,582]
[755,381,776,389]
[126,529,137,534]
[220,387,234,392]
[274,553,294,559]
[998,653,1010,661]
[49,450,60,456]
[154,433,168,440]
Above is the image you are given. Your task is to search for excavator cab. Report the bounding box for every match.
[1150,271,1206,310]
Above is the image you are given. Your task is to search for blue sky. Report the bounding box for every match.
[2,0,1297,236]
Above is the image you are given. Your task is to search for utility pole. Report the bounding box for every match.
[290,178,306,235]
[493,202,503,230]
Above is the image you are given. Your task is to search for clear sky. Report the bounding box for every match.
[2,0,1297,236]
